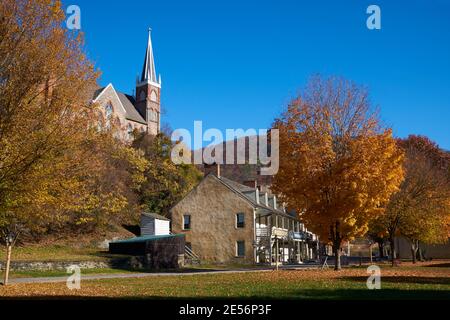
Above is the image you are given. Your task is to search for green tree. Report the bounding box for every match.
[133,133,202,217]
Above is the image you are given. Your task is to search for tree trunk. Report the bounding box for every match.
[389,236,396,267]
[378,241,384,259]
[333,244,341,270]
[330,221,342,271]
[3,244,12,286]
[411,246,417,264]
[417,242,424,262]
[411,240,419,264]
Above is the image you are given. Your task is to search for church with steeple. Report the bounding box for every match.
[90,29,162,140]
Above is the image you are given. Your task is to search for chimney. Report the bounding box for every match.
[203,162,220,178]
[243,180,257,189]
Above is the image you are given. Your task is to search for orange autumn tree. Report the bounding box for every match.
[377,136,450,265]
[272,76,404,270]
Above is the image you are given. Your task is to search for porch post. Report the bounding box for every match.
[275,236,279,271]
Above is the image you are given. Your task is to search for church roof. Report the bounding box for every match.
[116,92,146,124]
[90,84,147,125]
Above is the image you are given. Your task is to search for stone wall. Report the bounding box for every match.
[0,256,153,272]
[171,175,256,264]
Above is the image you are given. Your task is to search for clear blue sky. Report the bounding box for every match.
[65,0,450,150]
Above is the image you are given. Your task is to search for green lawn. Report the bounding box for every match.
[0,244,132,262]
[0,267,138,279]
[1,245,104,261]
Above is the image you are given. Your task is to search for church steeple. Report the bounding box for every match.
[140,28,160,85]
[135,28,161,136]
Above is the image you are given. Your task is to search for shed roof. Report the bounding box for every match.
[141,212,170,221]
[110,234,183,244]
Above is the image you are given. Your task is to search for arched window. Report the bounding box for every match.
[105,103,113,129]
[139,90,146,102]
[150,90,157,102]
[97,111,103,131]
[149,109,157,122]
[127,123,133,140]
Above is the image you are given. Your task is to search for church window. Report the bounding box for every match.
[150,90,157,102]
[139,90,146,102]
[127,124,133,140]
[149,109,157,122]
[97,111,103,132]
[105,103,113,129]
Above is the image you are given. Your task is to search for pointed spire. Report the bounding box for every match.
[140,28,158,84]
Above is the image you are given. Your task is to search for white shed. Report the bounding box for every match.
[140,212,171,236]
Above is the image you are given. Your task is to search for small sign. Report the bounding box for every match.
[272,227,288,238]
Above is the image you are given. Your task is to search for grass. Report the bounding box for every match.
[1,262,449,299]
[2,245,108,262]
[0,244,133,262]
[0,268,139,279]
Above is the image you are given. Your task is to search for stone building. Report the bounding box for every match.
[171,172,319,264]
[89,29,161,140]
[394,237,450,259]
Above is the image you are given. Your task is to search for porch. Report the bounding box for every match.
[254,210,320,265]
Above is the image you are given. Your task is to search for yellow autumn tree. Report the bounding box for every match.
[0,0,148,284]
[272,76,404,270]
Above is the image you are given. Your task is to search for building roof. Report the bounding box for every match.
[110,234,183,244]
[117,92,147,124]
[213,175,295,220]
[141,212,170,221]
[90,85,147,125]
[220,176,255,193]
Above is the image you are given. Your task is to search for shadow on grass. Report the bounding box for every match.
[343,276,450,286]
[424,262,450,268]
[1,288,449,300]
